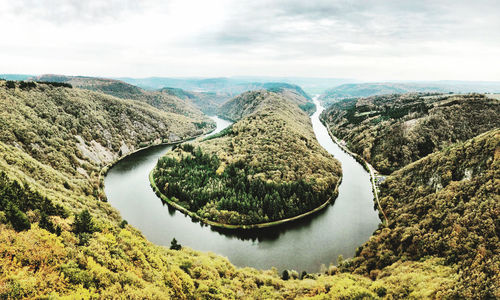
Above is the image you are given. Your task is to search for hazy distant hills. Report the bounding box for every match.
[320,81,500,103]
[24,74,313,116]
[116,76,352,95]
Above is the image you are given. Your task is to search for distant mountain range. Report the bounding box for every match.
[320,81,500,103]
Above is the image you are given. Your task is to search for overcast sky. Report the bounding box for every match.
[1,0,499,81]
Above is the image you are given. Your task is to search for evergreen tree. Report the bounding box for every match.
[6,203,31,231]
[73,209,95,234]
[170,238,182,250]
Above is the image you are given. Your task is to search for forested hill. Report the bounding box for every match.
[0,80,210,221]
[218,88,312,122]
[321,93,500,174]
[349,129,500,298]
[153,90,341,225]
[32,74,208,120]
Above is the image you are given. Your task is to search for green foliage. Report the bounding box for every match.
[155,146,336,224]
[0,171,65,231]
[5,202,30,231]
[170,238,182,250]
[282,270,290,280]
[119,219,128,228]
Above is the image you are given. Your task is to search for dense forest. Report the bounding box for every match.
[153,90,341,226]
[322,93,500,174]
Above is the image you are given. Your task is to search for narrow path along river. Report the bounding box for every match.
[105,99,380,272]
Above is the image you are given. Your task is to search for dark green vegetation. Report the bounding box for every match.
[349,129,500,298]
[322,93,500,174]
[155,144,336,224]
[153,90,341,225]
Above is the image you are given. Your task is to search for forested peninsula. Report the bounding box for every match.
[152,90,341,226]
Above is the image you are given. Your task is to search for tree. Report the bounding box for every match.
[39,211,55,233]
[281,270,289,281]
[73,209,95,234]
[6,203,31,231]
[170,238,182,250]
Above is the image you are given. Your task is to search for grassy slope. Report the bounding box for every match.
[0,81,463,298]
[322,93,500,174]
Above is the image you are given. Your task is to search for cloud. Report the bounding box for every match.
[4,0,148,24]
[0,0,498,80]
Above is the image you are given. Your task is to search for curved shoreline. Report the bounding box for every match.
[149,167,342,230]
[98,130,213,201]
[320,118,388,226]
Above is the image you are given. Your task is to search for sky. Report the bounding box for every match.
[1,0,499,81]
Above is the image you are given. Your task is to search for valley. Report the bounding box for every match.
[0,76,497,298]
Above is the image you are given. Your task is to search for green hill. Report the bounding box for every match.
[152,90,340,226]
[32,74,207,120]
[322,93,500,174]
[349,129,500,298]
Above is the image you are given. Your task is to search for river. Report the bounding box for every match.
[105,99,380,272]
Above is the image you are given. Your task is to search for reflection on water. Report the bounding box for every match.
[105,107,380,272]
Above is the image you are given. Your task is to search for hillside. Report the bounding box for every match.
[0,80,211,220]
[218,88,312,122]
[152,90,340,226]
[32,74,208,121]
[321,93,500,174]
[348,129,500,298]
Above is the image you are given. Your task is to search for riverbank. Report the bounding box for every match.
[149,167,342,229]
[97,128,213,202]
[320,119,388,226]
